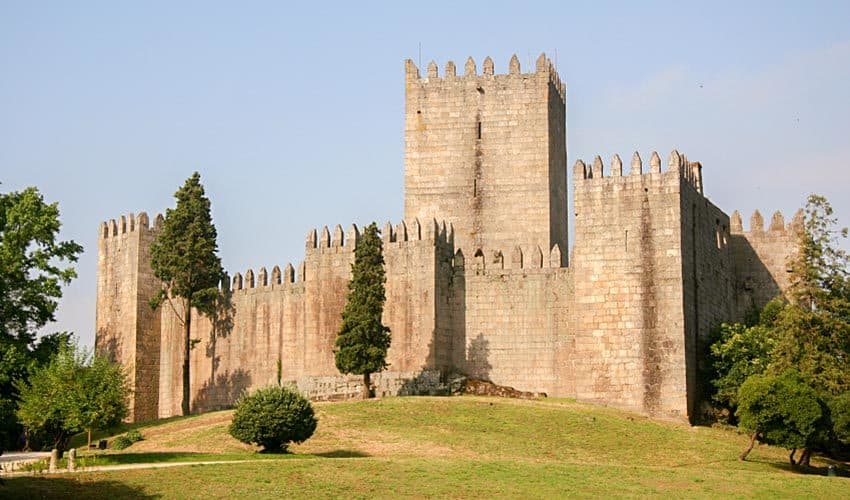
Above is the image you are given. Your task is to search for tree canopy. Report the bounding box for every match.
[0,186,81,449]
[0,186,82,343]
[16,344,128,451]
[150,172,223,415]
[335,222,391,399]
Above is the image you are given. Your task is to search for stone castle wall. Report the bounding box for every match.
[729,209,802,321]
[404,55,568,259]
[449,246,572,397]
[155,219,455,417]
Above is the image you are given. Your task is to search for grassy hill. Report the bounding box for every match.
[5,396,848,498]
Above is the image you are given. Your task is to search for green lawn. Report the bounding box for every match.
[5,396,849,498]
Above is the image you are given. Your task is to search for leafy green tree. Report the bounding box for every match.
[0,187,82,342]
[737,371,824,465]
[335,222,391,399]
[228,386,317,452]
[150,173,224,416]
[769,195,850,396]
[709,298,784,415]
[16,344,127,452]
[0,186,81,449]
[65,353,130,449]
[829,392,850,446]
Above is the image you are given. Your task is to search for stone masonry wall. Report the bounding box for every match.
[570,152,688,418]
[95,212,161,422]
[403,54,567,257]
[155,219,452,417]
[678,159,736,417]
[729,209,802,321]
[449,245,572,396]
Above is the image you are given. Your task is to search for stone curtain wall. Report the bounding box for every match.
[403,54,568,256]
[153,220,452,417]
[570,152,689,418]
[729,209,802,321]
[449,246,572,396]
[95,213,161,422]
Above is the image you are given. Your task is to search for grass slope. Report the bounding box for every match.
[5,396,849,498]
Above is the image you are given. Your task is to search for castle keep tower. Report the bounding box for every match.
[404,54,567,260]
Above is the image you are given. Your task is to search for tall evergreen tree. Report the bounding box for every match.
[770,195,850,396]
[150,173,223,415]
[335,222,391,399]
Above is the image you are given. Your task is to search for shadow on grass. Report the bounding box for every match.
[313,449,370,458]
[2,476,159,499]
[751,457,850,477]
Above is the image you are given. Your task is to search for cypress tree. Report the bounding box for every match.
[150,172,223,416]
[335,222,391,399]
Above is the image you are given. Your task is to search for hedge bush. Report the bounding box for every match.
[112,429,143,450]
[228,386,317,452]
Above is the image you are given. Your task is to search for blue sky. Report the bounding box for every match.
[2,1,849,347]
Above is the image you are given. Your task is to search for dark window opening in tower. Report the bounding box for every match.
[473,179,478,197]
[477,121,482,140]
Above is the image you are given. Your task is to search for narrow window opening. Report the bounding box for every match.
[473,179,478,197]
[715,219,722,249]
[477,121,482,140]
[624,229,629,252]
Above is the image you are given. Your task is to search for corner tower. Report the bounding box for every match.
[404,54,567,259]
[95,212,162,421]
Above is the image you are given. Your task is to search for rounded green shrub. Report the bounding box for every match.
[111,430,143,450]
[228,386,317,452]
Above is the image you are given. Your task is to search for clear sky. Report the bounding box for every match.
[2,1,849,348]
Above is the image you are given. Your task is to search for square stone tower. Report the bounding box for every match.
[404,54,567,260]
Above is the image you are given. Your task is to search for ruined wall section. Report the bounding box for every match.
[570,151,688,419]
[95,213,161,422]
[404,54,567,257]
[156,220,452,417]
[729,209,802,321]
[449,244,571,396]
[677,155,736,417]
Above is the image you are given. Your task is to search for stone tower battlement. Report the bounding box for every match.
[404,54,567,263]
[97,54,802,424]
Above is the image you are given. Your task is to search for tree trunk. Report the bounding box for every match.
[789,448,797,466]
[740,432,758,461]
[182,300,192,416]
[800,448,812,467]
[362,372,371,400]
[87,429,92,450]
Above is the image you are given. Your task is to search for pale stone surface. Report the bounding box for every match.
[95,56,800,424]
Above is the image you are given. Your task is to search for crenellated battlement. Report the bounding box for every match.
[229,260,301,292]
[405,52,565,101]
[452,243,564,274]
[730,209,804,236]
[99,212,163,238]
[573,149,704,194]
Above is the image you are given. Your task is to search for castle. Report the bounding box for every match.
[96,54,799,423]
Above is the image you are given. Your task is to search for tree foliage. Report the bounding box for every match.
[228,386,317,452]
[0,186,81,449]
[769,195,850,396]
[334,222,391,399]
[830,392,850,445]
[15,344,129,451]
[737,370,823,460]
[150,172,223,415]
[0,187,82,342]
